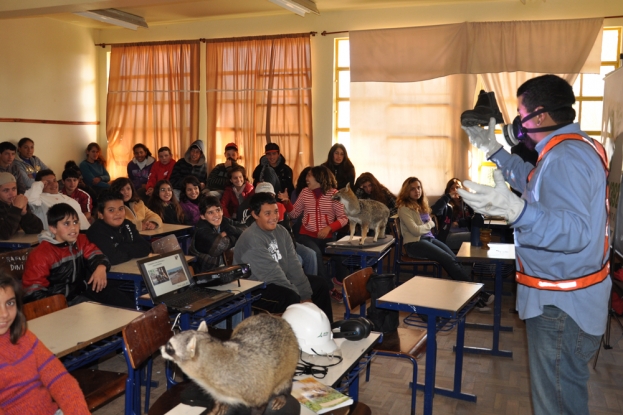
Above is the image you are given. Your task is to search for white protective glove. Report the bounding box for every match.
[458,170,526,223]
[461,117,502,158]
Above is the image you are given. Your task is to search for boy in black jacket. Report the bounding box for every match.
[190,196,243,273]
[86,190,151,265]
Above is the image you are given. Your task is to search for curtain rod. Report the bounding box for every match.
[95,32,316,48]
[322,15,623,36]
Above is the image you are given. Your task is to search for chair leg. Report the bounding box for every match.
[409,357,417,415]
[144,360,153,413]
[124,375,133,415]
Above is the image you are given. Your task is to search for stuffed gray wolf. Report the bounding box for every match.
[161,314,299,415]
[332,183,390,245]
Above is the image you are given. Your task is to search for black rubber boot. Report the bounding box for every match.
[461,89,504,127]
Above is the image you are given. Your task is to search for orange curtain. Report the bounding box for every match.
[206,34,313,180]
[106,41,200,179]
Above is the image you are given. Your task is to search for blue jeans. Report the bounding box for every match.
[525,305,600,415]
[404,237,470,282]
[296,243,318,276]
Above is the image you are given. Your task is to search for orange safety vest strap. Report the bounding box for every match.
[516,262,610,291]
[527,134,609,183]
[518,133,610,291]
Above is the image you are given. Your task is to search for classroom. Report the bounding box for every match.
[2,1,623,415]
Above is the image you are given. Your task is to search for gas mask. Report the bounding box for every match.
[502,106,573,147]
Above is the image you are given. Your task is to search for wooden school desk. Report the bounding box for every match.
[0,230,39,250]
[29,301,143,370]
[140,223,193,253]
[456,242,515,358]
[376,276,483,415]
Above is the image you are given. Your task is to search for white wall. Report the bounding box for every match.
[0,18,99,176]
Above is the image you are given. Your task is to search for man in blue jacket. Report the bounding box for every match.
[459,74,611,415]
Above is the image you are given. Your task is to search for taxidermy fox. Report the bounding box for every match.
[161,314,299,415]
[332,183,390,245]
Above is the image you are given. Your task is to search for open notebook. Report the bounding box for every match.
[137,249,234,313]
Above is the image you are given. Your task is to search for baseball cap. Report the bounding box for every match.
[255,182,275,194]
[225,142,238,152]
[0,173,16,186]
[265,143,280,154]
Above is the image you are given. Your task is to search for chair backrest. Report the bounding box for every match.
[122,304,172,369]
[151,234,181,254]
[343,267,374,312]
[222,248,234,266]
[23,294,68,321]
[391,218,406,256]
[0,248,32,282]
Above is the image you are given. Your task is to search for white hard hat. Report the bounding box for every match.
[282,303,338,355]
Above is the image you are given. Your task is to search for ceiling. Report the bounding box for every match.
[0,0,507,29]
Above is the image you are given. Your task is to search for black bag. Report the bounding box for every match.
[366,273,399,333]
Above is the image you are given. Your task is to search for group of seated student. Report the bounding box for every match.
[0,137,492,321]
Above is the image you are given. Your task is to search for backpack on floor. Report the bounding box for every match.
[366,273,399,333]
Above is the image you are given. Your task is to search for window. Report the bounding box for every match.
[335,29,622,190]
[573,27,622,140]
[334,38,350,147]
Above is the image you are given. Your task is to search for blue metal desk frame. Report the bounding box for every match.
[0,231,39,250]
[325,236,395,272]
[456,242,515,358]
[376,277,482,415]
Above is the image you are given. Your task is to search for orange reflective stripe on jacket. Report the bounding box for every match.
[517,133,610,291]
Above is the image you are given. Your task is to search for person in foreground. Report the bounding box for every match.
[234,193,333,322]
[0,275,90,415]
[459,74,610,415]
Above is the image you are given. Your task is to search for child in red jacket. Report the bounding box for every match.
[145,146,176,197]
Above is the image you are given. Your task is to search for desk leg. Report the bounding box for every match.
[180,314,191,331]
[423,316,437,415]
[348,373,360,402]
[463,260,513,358]
[243,292,253,319]
[418,315,477,404]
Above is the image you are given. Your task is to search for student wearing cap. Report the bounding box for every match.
[251,143,294,197]
[0,172,43,240]
[169,140,208,196]
[207,142,241,198]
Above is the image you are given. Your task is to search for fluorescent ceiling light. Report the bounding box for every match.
[268,0,319,17]
[74,9,148,30]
